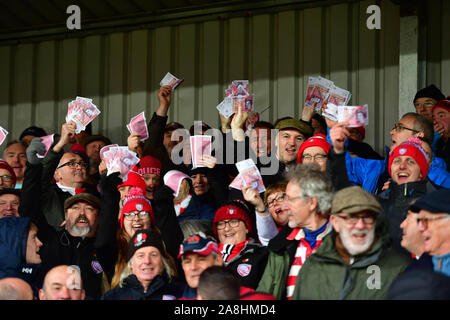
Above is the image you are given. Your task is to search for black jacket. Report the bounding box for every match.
[101,274,185,300]
[377,179,435,259]
[19,160,113,299]
[223,240,269,290]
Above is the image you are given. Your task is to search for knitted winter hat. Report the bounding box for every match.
[117,170,147,193]
[120,187,154,228]
[414,84,445,103]
[388,137,429,180]
[297,133,331,164]
[213,201,253,237]
[135,156,162,176]
[127,228,165,261]
[0,160,16,188]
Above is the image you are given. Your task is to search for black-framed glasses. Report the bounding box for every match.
[392,123,420,134]
[216,219,241,230]
[267,193,286,208]
[123,211,150,220]
[57,160,87,170]
[335,214,376,225]
[0,175,13,182]
[301,154,328,162]
[416,215,449,228]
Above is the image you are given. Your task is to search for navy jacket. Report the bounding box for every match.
[388,253,450,299]
[0,217,41,294]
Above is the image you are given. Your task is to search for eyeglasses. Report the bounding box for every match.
[392,123,420,134]
[57,160,87,170]
[123,211,150,220]
[0,175,13,182]
[335,214,376,225]
[216,219,241,230]
[267,193,286,208]
[416,215,449,228]
[301,154,327,162]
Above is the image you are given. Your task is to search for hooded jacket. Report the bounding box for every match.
[0,217,41,291]
[291,224,410,300]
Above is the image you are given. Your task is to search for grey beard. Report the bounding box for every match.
[67,224,90,237]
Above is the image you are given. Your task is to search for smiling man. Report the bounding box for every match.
[0,188,20,219]
[3,141,27,189]
[28,193,109,300]
[292,186,410,300]
[21,121,100,230]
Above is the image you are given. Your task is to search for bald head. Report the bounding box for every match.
[39,265,85,300]
[0,278,34,300]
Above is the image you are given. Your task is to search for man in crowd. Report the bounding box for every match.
[39,265,85,300]
[432,99,450,168]
[83,134,111,186]
[0,217,43,295]
[388,189,450,299]
[292,186,410,299]
[2,141,27,189]
[22,121,99,229]
[257,163,333,299]
[178,232,223,299]
[0,277,34,300]
[0,188,20,219]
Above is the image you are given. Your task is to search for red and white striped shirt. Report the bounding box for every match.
[285,221,332,300]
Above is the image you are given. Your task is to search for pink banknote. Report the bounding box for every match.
[127,112,149,141]
[337,104,369,127]
[160,72,184,91]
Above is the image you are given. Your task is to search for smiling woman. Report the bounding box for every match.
[212,201,269,289]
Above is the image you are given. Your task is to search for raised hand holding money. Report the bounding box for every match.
[160,72,184,91]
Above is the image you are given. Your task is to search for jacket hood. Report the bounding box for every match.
[0,217,31,278]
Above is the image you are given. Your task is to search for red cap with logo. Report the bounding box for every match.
[388,137,429,180]
[119,187,154,227]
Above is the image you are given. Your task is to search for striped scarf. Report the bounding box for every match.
[285,220,332,300]
[219,240,250,264]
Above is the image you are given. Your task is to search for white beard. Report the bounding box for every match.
[67,224,90,237]
[339,227,375,257]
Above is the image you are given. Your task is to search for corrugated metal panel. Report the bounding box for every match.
[0,0,426,156]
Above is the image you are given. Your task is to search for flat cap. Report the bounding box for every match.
[64,193,101,212]
[332,186,381,215]
[275,119,313,138]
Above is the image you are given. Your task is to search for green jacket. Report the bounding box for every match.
[291,226,410,300]
[256,222,332,299]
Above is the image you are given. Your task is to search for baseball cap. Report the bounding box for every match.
[177,232,220,259]
[409,189,450,214]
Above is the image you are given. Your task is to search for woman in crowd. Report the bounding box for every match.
[242,181,289,245]
[213,201,269,289]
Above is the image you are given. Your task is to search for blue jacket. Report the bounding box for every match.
[0,217,41,291]
[326,128,450,193]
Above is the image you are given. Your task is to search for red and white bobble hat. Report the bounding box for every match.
[388,137,429,180]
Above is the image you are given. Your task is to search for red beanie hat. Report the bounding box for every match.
[117,170,147,192]
[388,138,429,180]
[0,160,16,188]
[120,187,154,228]
[432,98,450,113]
[135,156,162,176]
[297,133,331,164]
[213,202,253,238]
